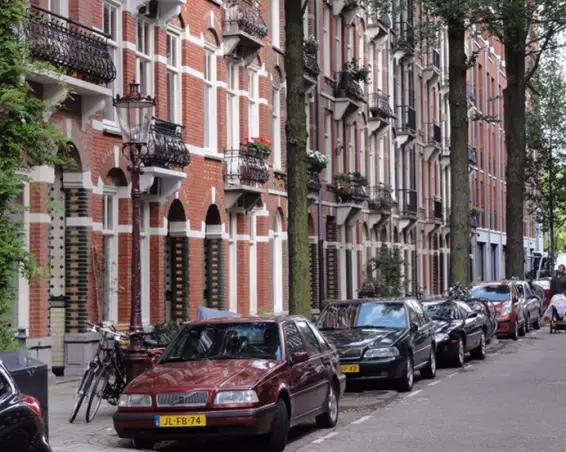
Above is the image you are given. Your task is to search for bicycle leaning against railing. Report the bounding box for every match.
[68,321,129,424]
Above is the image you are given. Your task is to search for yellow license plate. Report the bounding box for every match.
[340,364,360,373]
[155,414,207,428]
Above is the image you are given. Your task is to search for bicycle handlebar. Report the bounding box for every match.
[86,321,129,343]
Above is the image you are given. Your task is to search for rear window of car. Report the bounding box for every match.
[470,285,510,302]
[0,368,13,401]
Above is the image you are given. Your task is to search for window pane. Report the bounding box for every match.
[284,322,305,355]
[167,71,176,122]
[137,21,143,51]
[296,321,321,355]
[143,23,150,55]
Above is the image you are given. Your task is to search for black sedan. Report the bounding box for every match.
[0,361,51,452]
[423,299,488,367]
[316,298,436,392]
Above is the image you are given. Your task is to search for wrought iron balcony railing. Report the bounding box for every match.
[335,173,368,203]
[433,198,443,219]
[432,48,440,69]
[369,91,393,119]
[307,170,322,193]
[144,119,190,169]
[224,0,268,40]
[368,184,393,211]
[304,45,320,77]
[429,121,441,145]
[224,148,269,186]
[468,146,478,166]
[380,183,392,209]
[24,5,116,85]
[396,105,416,133]
[334,71,364,102]
[394,21,415,51]
[402,189,417,215]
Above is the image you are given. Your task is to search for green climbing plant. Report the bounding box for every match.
[0,0,70,350]
[362,245,404,298]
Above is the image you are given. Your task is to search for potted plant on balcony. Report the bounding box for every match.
[241,137,272,158]
[470,206,483,217]
[333,173,351,202]
[347,58,370,83]
[304,35,319,53]
[306,150,330,172]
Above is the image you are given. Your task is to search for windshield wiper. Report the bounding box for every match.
[159,357,191,363]
[354,325,386,329]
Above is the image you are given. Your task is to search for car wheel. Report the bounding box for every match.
[451,336,465,368]
[471,331,486,360]
[525,315,531,333]
[420,347,436,379]
[316,383,339,428]
[533,313,541,330]
[131,439,155,450]
[397,355,414,392]
[519,320,526,337]
[511,321,519,340]
[259,399,289,452]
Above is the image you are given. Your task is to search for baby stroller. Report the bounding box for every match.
[543,294,566,333]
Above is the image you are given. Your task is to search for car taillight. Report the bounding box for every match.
[21,394,42,419]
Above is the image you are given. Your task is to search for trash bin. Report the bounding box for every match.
[0,330,50,440]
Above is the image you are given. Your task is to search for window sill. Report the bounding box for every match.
[273,169,286,177]
[203,150,224,162]
[103,121,122,137]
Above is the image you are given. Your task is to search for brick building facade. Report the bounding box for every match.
[10,0,540,375]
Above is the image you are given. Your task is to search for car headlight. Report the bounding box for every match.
[363,347,400,359]
[118,394,152,407]
[501,302,512,315]
[435,333,449,343]
[214,390,259,405]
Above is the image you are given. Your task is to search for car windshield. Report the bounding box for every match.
[424,302,457,320]
[470,285,510,302]
[159,322,283,362]
[317,303,407,330]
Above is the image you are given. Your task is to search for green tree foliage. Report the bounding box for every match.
[362,245,404,297]
[0,0,69,350]
[525,49,566,268]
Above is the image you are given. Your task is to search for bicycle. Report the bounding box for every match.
[68,321,127,423]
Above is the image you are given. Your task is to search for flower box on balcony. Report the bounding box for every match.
[306,150,330,172]
[240,137,272,158]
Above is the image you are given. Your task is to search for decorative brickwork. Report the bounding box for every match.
[64,187,90,334]
[326,217,339,301]
[309,243,318,309]
[168,236,189,321]
[204,239,224,310]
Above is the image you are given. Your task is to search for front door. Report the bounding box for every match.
[296,320,328,412]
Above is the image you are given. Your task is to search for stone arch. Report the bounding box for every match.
[273,65,284,85]
[99,146,131,184]
[166,199,189,321]
[204,28,220,46]
[62,143,83,173]
[276,206,287,231]
[308,213,316,236]
[105,167,128,187]
[203,204,224,310]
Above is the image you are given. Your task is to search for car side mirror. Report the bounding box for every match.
[410,323,418,333]
[291,351,309,364]
[467,312,478,319]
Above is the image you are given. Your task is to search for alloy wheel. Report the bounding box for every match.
[458,340,465,365]
[481,334,486,355]
[407,358,414,388]
[327,386,338,423]
[430,350,436,374]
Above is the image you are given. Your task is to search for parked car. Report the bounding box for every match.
[470,280,530,339]
[531,278,551,310]
[315,298,436,392]
[466,298,498,342]
[0,361,51,452]
[113,315,345,452]
[512,279,543,331]
[423,299,488,367]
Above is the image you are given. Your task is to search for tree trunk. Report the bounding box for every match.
[448,21,470,286]
[503,31,527,278]
[284,0,310,316]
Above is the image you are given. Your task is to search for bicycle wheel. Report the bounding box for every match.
[69,366,96,423]
[86,366,110,423]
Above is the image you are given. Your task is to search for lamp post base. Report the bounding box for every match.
[123,332,149,384]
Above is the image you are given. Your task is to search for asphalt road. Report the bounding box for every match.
[49,329,558,451]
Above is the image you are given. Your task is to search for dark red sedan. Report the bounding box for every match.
[113,315,346,452]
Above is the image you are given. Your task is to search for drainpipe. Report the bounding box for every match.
[314,0,325,310]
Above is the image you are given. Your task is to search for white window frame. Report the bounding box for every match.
[49,0,68,16]
[347,27,354,61]
[248,68,259,138]
[359,129,366,176]
[305,100,311,151]
[227,63,240,149]
[204,45,218,153]
[271,0,281,48]
[335,17,342,72]
[348,124,355,172]
[325,114,332,184]
[102,0,122,129]
[337,120,344,173]
[166,31,181,124]
[249,213,258,314]
[228,213,238,312]
[140,200,150,325]
[272,85,282,169]
[136,19,154,97]
[102,189,119,323]
[323,8,331,77]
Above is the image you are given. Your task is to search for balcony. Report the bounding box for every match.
[440,67,450,95]
[367,12,392,42]
[24,5,116,126]
[468,146,478,167]
[124,0,186,26]
[368,91,394,135]
[140,119,189,198]
[304,44,320,89]
[423,49,441,84]
[395,105,416,146]
[399,188,418,230]
[470,212,480,229]
[307,170,322,204]
[224,147,269,211]
[424,122,442,161]
[367,184,393,228]
[392,22,414,61]
[425,197,443,234]
[467,83,476,113]
[223,0,268,66]
[332,0,360,25]
[334,172,368,225]
[333,70,365,125]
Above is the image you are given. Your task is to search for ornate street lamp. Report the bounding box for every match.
[114,82,155,383]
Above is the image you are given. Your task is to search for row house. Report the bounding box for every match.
[10,0,540,376]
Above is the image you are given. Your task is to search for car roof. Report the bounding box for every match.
[182,314,308,327]
[328,298,415,306]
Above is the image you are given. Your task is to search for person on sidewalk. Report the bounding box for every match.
[550,264,566,297]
